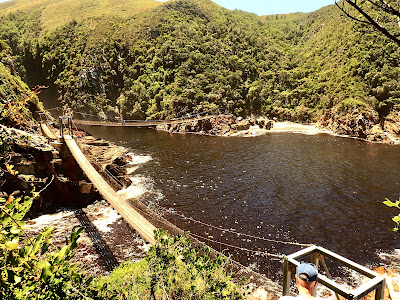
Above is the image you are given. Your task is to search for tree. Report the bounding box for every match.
[335,0,400,46]
[0,191,106,299]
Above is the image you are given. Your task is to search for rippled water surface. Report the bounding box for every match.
[81,126,400,277]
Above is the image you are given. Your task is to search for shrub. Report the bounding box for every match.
[383,197,400,232]
[0,191,106,299]
[99,229,244,299]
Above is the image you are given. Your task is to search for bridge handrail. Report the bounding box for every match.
[63,134,157,244]
[70,118,126,191]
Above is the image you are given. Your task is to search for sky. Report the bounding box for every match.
[158,0,336,15]
[0,0,336,16]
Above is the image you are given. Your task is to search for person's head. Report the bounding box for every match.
[295,263,318,294]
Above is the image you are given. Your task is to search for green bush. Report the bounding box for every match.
[383,197,400,232]
[0,126,12,155]
[0,191,106,299]
[99,229,244,299]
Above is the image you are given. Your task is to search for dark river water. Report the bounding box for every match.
[80,125,400,279]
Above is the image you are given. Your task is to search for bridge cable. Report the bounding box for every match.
[131,204,281,282]
[74,111,106,119]
[42,106,62,112]
[70,119,125,188]
[131,204,285,260]
[151,203,312,248]
[189,232,284,260]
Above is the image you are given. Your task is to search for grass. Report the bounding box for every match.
[0,0,163,31]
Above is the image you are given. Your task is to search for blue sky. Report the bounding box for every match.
[0,0,335,15]
[216,0,334,15]
[158,0,335,15]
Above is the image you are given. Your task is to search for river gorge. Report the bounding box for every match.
[67,125,400,280]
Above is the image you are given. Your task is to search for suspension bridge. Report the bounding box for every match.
[38,112,387,300]
[40,107,216,127]
[72,115,215,127]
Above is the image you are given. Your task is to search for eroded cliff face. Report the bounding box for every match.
[0,125,131,215]
[318,109,400,144]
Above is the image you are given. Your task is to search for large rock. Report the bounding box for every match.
[230,120,251,131]
[220,124,232,135]
[317,108,399,143]
[256,119,273,130]
[156,115,272,136]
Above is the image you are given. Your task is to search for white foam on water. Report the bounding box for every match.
[230,126,268,137]
[128,154,152,165]
[117,175,164,204]
[126,152,152,174]
[125,152,153,174]
[25,210,75,228]
[126,165,139,174]
[117,175,150,199]
[118,152,164,203]
[84,204,121,233]
[387,133,400,145]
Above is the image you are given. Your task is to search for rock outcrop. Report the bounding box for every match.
[0,125,132,214]
[318,109,400,144]
[156,115,273,136]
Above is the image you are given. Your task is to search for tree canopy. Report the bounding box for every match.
[0,0,399,125]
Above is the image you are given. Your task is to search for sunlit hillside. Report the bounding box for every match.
[0,0,399,131]
[0,0,163,31]
[261,12,307,22]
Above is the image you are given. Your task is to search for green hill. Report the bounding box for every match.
[0,40,40,128]
[0,0,399,136]
[0,0,163,31]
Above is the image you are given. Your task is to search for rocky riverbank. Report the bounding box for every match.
[318,109,400,144]
[1,123,151,276]
[155,112,400,143]
[156,114,273,136]
[0,124,133,214]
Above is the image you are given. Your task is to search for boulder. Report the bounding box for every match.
[220,124,232,135]
[384,121,400,135]
[231,120,251,131]
[201,119,213,132]
[256,119,273,130]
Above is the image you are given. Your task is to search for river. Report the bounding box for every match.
[76,125,399,280]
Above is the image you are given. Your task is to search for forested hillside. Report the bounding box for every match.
[0,40,40,128]
[0,0,399,135]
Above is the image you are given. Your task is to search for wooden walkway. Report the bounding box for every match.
[40,123,57,140]
[73,115,214,127]
[63,135,157,245]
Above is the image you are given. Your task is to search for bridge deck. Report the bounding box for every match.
[41,123,58,140]
[64,135,157,245]
[73,115,214,127]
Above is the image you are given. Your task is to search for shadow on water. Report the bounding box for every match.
[74,209,119,272]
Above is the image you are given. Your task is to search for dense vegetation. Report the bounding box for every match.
[0,0,399,123]
[0,40,40,128]
[1,0,399,297]
[98,230,244,299]
[0,186,243,299]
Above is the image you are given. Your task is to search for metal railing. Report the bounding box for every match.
[59,116,73,137]
[283,245,385,300]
